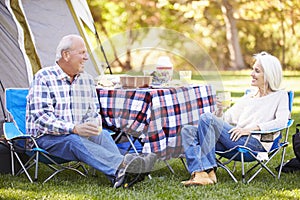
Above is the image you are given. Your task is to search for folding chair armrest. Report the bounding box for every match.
[287,119,294,128]
[251,129,282,135]
[3,121,40,150]
[3,122,31,140]
[250,119,294,135]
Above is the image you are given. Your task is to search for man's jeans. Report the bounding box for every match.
[181,112,266,174]
[36,129,123,177]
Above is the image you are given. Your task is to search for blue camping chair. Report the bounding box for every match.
[3,88,88,183]
[216,90,294,183]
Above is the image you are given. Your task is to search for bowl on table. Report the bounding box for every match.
[119,76,152,88]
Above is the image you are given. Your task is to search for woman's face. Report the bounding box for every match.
[251,60,265,88]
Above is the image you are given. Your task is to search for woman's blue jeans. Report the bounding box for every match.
[36,129,124,178]
[181,112,266,174]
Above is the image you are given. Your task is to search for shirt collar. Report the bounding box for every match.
[54,63,81,83]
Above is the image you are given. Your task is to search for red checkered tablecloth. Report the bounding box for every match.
[97,85,215,159]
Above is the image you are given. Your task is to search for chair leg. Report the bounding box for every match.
[164,160,175,174]
[34,152,40,181]
[79,164,89,176]
[40,152,87,183]
[43,169,64,183]
[217,161,238,183]
[232,161,237,172]
[10,147,15,175]
[13,152,33,183]
[241,153,246,183]
[277,147,286,179]
[15,155,36,176]
[247,157,276,184]
[180,157,188,172]
[125,134,139,155]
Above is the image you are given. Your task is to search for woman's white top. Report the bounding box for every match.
[224,90,289,151]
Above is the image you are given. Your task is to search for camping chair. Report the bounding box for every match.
[3,88,88,183]
[216,90,294,183]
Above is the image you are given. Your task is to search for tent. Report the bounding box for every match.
[0,0,104,135]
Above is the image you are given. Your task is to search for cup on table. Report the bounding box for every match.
[216,91,231,109]
[179,71,192,82]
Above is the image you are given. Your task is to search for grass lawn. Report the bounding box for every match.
[1,71,300,200]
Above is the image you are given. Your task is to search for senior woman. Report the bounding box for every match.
[181,52,289,186]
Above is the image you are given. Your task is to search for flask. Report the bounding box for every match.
[156,56,173,83]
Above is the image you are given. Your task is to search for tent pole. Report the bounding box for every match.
[93,23,112,75]
[0,80,7,122]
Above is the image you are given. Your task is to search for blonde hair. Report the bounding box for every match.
[253,51,283,91]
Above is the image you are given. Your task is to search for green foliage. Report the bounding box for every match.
[88,0,300,72]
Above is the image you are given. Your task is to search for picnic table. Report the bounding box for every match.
[97,85,215,159]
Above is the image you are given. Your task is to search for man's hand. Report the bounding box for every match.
[73,122,101,137]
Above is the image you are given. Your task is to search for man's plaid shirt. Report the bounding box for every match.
[26,64,100,137]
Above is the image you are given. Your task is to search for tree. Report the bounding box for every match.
[221,0,245,69]
[88,0,300,71]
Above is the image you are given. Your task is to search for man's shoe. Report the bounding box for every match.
[142,153,157,173]
[181,171,214,186]
[113,154,144,188]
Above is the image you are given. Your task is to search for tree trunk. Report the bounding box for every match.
[279,0,286,68]
[221,0,245,70]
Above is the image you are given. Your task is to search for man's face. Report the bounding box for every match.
[65,38,88,75]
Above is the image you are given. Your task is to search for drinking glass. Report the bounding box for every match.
[82,112,102,135]
[217,91,232,109]
[179,71,192,82]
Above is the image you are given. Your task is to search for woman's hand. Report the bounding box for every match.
[229,125,261,141]
[228,127,251,141]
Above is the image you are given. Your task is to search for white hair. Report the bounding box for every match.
[55,34,82,61]
[254,51,283,91]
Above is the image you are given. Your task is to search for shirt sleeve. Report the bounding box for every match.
[223,94,248,125]
[258,91,289,131]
